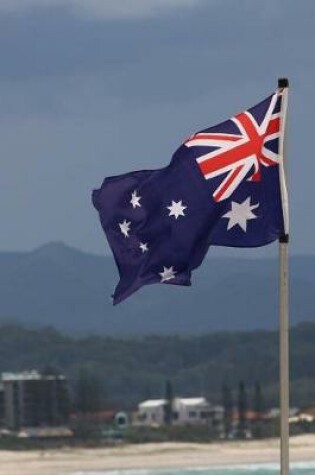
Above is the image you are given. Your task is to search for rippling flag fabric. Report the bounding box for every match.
[92,89,288,304]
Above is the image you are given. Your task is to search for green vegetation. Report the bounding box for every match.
[0,322,314,410]
[124,424,218,443]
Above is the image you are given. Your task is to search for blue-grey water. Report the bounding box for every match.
[72,461,315,475]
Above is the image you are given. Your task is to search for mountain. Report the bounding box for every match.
[0,242,314,335]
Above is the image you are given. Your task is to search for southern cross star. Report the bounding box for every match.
[130,190,142,209]
[167,200,187,219]
[222,197,259,232]
[119,219,131,238]
[159,266,176,283]
[139,242,149,253]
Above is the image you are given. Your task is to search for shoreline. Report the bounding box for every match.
[0,434,314,475]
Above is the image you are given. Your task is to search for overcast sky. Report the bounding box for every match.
[1,0,314,256]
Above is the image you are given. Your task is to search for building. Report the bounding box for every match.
[137,399,166,426]
[289,406,315,424]
[70,410,129,428]
[2,370,70,431]
[137,397,219,426]
[172,397,212,425]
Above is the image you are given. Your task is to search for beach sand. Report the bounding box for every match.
[0,434,314,475]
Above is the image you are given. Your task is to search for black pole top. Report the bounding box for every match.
[279,234,289,244]
[278,78,289,88]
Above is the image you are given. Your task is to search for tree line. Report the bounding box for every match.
[0,322,314,410]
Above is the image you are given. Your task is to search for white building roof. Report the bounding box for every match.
[2,371,66,382]
[2,371,41,381]
[139,397,210,409]
[139,399,166,409]
[175,397,209,406]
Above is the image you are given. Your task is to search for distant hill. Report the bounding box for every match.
[0,242,314,336]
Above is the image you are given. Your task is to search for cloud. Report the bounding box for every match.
[0,0,314,256]
[0,0,202,19]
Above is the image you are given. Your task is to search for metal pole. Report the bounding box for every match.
[277,78,290,475]
[279,237,289,475]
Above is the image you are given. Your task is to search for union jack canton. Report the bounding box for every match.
[92,88,288,304]
[185,91,282,202]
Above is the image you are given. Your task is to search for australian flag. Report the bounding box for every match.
[92,88,288,304]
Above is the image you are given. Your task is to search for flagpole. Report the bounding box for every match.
[278,77,290,475]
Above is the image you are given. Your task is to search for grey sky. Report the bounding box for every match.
[1,0,314,256]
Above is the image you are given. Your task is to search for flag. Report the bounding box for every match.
[92,88,288,304]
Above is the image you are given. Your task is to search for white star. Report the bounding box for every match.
[167,200,187,219]
[119,219,131,238]
[130,190,142,208]
[139,242,149,253]
[223,197,259,232]
[159,266,176,283]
